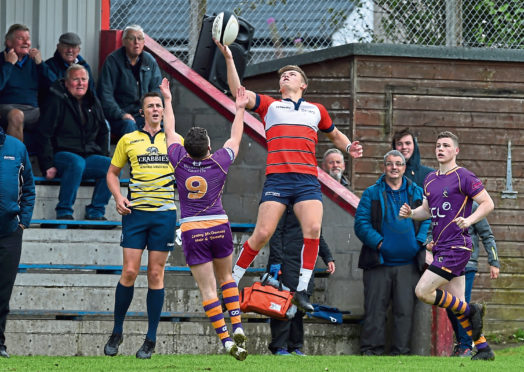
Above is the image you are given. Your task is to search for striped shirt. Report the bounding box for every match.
[254,94,334,176]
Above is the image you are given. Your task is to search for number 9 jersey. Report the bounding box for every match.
[167,143,235,223]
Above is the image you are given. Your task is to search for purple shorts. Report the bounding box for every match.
[181,221,233,266]
[430,244,472,277]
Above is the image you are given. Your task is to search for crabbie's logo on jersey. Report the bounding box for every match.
[137,146,168,164]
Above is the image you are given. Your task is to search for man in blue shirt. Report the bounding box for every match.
[355,150,430,356]
[0,24,53,141]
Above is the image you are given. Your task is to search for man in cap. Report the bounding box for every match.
[46,32,95,92]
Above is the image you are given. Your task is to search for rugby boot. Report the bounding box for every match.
[292,290,314,313]
[233,327,247,349]
[104,333,123,356]
[471,347,495,361]
[136,338,155,359]
[469,302,485,341]
[225,340,248,361]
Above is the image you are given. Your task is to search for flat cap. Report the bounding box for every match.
[59,32,81,46]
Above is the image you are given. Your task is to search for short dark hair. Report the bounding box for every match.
[184,127,209,159]
[5,24,29,45]
[140,92,162,109]
[437,131,459,147]
[391,127,415,148]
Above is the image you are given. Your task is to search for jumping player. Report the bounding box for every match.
[215,41,363,312]
[104,85,182,359]
[163,79,249,361]
[399,131,495,361]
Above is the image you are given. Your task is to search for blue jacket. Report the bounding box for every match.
[45,50,96,92]
[355,175,430,270]
[0,127,35,237]
[466,202,500,272]
[0,52,54,107]
[97,47,162,121]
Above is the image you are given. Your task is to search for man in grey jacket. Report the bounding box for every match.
[98,24,162,139]
[445,201,500,357]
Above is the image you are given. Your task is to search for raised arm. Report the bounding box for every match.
[159,78,181,149]
[223,86,248,157]
[324,127,363,159]
[214,40,256,108]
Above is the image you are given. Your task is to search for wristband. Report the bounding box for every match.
[345,142,352,153]
[410,209,414,218]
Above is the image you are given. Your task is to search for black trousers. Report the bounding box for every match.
[360,263,419,355]
[0,226,23,346]
[268,309,306,353]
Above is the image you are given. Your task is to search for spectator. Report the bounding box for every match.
[267,205,335,356]
[321,148,350,187]
[0,126,35,358]
[445,201,500,357]
[98,24,162,138]
[355,150,430,356]
[38,64,111,220]
[0,24,53,141]
[45,32,95,92]
[391,127,433,187]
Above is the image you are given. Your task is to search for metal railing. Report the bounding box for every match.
[110,0,524,66]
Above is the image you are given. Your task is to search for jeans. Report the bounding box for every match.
[0,226,23,346]
[447,270,476,349]
[53,152,112,218]
[109,116,144,138]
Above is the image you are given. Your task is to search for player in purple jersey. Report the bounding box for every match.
[160,78,249,361]
[399,131,495,361]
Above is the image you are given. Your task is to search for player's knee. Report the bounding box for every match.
[303,222,321,238]
[121,267,139,283]
[147,269,164,286]
[7,109,24,126]
[415,284,430,303]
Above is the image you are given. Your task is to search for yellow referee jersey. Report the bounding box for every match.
[111,129,181,211]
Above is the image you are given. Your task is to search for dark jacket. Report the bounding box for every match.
[267,206,334,294]
[0,52,54,107]
[45,51,96,92]
[355,175,430,270]
[38,79,109,174]
[391,136,434,188]
[467,202,500,272]
[97,47,162,121]
[0,127,35,236]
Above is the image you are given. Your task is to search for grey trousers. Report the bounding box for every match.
[360,263,419,355]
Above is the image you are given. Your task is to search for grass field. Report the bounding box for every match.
[2,345,524,372]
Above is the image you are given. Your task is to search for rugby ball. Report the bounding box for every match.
[212,12,239,45]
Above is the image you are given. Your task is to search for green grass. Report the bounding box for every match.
[3,346,524,372]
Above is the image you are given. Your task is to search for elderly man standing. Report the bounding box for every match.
[0,24,53,141]
[355,150,430,356]
[321,148,350,187]
[38,64,111,221]
[45,32,95,92]
[98,24,162,138]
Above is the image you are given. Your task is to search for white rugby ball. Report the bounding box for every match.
[212,11,239,45]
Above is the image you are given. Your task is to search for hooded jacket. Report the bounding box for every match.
[38,79,108,174]
[0,127,35,236]
[391,136,434,187]
[46,50,96,92]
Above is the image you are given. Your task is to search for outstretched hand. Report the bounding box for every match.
[159,78,171,101]
[214,39,233,60]
[348,141,363,159]
[235,86,249,110]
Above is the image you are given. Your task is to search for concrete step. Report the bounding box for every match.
[4,317,359,356]
[33,184,130,221]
